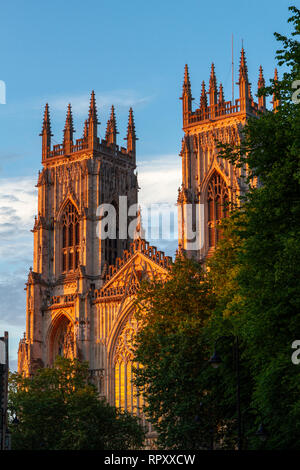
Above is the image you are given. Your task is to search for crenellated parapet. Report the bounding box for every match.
[181,48,270,130]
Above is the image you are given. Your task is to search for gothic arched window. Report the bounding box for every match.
[61,201,80,272]
[207,172,229,248]
[113,316,143,416]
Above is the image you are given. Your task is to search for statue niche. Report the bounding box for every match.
[51,316,75,363]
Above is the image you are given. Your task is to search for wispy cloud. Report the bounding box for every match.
[138,154,181,205]
[0,177,37,239]
[0,177,37,280]
[137,154,181,259]
[0,176,37,369]
[0,155,181,368]
[44,90,153,116]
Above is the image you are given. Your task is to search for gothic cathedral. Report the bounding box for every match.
[18,48,276,415]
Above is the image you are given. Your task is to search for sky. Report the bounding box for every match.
[0,0,294,369]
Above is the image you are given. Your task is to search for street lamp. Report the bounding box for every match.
[208,350,222,369]
[255,423,268,443]
[12,416,19,426]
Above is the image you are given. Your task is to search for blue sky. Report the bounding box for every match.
[0,0,294,367]
[0,0,293,176]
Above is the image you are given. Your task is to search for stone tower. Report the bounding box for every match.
[18,93,139,374]
[178,49,270,260]
[18,94,171,418]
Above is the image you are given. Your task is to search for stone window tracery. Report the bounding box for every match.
[61,201,80,272]
[113,315,143,415]
[207,171,229,248]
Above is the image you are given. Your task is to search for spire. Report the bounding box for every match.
[63,104,75,153]
[41,103,51,135]
[237,47,251,112]
[88,90,99,149]
[127,107,136,138]
[181,64,193,126]
[209,63,217,88]
[200,81,207,109]
[88,90,98,121]
[258,65,265,88]
[257,65,266,110]
[105,105,118,145]
[272,68,281,112]
[209,63,218,107]
[218,82,225,104]
[238,47,249,83]
[40,103,52,160]
[125,107,137,159]
[182,64,191,95]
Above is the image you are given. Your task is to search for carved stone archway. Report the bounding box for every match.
[48,313,75,365]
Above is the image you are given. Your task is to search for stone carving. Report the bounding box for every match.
[114,315,139,364]
[57,321,74,359]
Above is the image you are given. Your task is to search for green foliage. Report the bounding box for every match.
[133,256,238,449]
[9,357,145,450]
[133,6,300,450]
[212,5,300,449]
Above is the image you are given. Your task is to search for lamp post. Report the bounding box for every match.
[209,335,242,450]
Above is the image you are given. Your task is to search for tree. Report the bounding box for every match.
[210,5,300,449]
[133,256,242,450]
[9,357,145,450]
[134,6,300,450]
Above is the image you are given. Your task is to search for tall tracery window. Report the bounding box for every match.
[114,316,143,416]
[61,201,80,272]
[207,172,229,248]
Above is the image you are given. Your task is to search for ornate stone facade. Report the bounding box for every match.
[18,96,171,419]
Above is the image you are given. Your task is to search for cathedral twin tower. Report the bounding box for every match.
[18,48,276,415]
[178,48,279,259]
